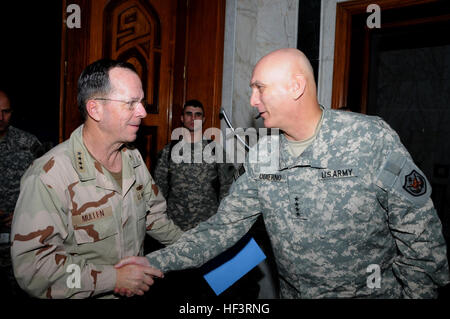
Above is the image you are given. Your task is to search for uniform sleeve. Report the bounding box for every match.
[375,139,450,298]
[153,145,170,199]
[11,174,116,299]
[217,152,236,201]
[145,168,261,272]
[145,176,183,246]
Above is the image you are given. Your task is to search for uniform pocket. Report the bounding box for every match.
[320,175,375,244]
[72,206,117,244]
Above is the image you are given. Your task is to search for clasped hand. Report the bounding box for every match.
[114,256,163,297]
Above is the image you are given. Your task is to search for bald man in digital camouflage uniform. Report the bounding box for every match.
[116,48,449,298]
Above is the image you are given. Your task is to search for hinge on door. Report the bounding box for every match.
[64,61,68,76]
[186,0,189,9]
[183,65,186,79]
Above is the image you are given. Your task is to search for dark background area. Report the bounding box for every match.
[0,1,62,147]
[297,0,320,83]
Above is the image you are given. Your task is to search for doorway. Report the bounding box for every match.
[332,0,450,277]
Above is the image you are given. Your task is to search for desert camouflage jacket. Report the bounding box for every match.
[145,108,449,298]
[10,125,182,298]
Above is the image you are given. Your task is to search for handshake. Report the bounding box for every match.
[113,256,163,297]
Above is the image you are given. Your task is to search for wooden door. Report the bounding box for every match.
[60,0,225,170]
[171,0,226,132]
[60,0,177,169]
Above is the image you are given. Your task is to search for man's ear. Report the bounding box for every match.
[86,100,102,122]
[180,113,184,124]
[291,74,306,100]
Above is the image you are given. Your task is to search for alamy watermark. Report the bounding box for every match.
[366,264,381,289]
[169,121,280,172]
[66,264,81,289]
[367,4,381,29]
[66,4,81,29]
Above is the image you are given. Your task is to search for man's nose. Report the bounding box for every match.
[135,102,147,118]
[250,90,260,107]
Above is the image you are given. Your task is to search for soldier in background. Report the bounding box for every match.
[0,89,41,297]
[10,60,183,298]
[154,99,235,231]
[151,100,255,299]
[116,48,449,298]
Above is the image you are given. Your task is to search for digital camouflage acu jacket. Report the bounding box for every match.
[0,126,41,232]
[145,108,449,299]
[154,140,235,231]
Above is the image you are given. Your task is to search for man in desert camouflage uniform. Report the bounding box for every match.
[154,99,235,231]
[10,60,182,298]
[116,48,449,298]
[0,90,42,297]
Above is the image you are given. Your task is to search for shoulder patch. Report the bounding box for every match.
[376,151,431,206]
[403,169,426,197]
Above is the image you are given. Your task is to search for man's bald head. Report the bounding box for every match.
[249,48,321,139]
[255,48,315,83]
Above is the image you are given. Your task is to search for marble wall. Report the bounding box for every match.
[318,0,349,109]
[222,0,344,131]
[221,0,299,133]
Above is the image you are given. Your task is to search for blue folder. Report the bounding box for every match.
[203,237,266,295]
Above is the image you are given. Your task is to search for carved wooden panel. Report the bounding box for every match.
[97,0,176,171]
[104,1,161,114]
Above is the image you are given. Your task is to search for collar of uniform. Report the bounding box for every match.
[69,125,142,194]
[123,146,142,169]
[279,106,331,170]
[69,125,97,182]
[121,146,141,196]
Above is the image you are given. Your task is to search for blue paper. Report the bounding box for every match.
[203,237,266,295]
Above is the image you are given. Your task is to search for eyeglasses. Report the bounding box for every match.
[93,98,149,112]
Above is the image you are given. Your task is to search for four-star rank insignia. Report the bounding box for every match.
[403,169,426,197]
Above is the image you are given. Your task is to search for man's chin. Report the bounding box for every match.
[262,118,273,128]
